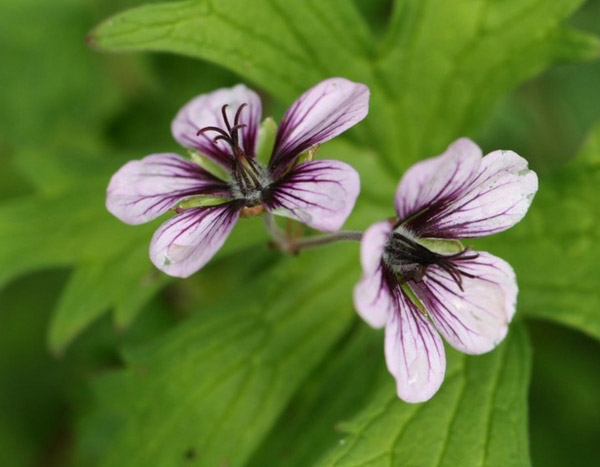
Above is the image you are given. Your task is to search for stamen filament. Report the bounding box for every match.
[221,104,232,133]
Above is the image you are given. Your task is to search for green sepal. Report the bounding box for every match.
[295,145,320,166]
[189,150,231,182]
[417,237,464,254]
[256,117,278,167]
[399,282,426,314]
[178,196,231,209]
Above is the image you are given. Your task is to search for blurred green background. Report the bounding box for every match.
[1,0,599,465]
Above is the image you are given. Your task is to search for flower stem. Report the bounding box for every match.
[263,211,289,245]
[289,230,363,252]
[263,212,362,254]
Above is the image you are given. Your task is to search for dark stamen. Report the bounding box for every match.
[233,103,247,127]
[195,107,248,154]
[386,231,479,291]
[193,103,268,203]
[196,126,230,138]
[213,135,231,144]
[221,104,232,133]
[229,123,247,147]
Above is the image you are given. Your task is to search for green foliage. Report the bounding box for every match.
[248,326,386,467]
[0,0,121,150]
[90,0,599,170]
[1,0,600,465]
[0,177,164,353]
[48,243,169,355]
[0,272,72,467]
[528,321,600,467]
[319,325,531,467]
[477,122,600,340]
[77,247,359,466]
[0,0,247,354]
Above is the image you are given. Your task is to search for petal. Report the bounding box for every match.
[411,252,518,355]
[267,160,360,232]
[396,138,538,238]
[353,221,395,328]
[426,149,538,237]
[171,85,262,168]
[360,221,393,275]
[385,288,446,403]
[106,153,231,225]
[149,203,240,278]
[269,78,369,177]
[354,267,393,330]
[395,138,482,225]
[354,266,393,329]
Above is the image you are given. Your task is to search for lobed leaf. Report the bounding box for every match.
[77,245,360,466]
[91,0,599,171]
[317,324,531,467]
[0,171,266,352]
[48,242,169,355]
[248,326,386,467]
[378,0,600,167]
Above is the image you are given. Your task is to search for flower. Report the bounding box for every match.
[353,138,538,403]
[107,78,368,277]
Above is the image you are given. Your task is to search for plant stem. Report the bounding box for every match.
[263,211,288,245]
[264,212,362,254]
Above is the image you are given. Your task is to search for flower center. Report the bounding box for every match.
[197,103,272,206]
[383,227,479,291]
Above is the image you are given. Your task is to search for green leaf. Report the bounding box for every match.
[77,245,360,466]
[378,0,600,167]
[319,139,397,207]
[91,0,599,172]
[89,0,373,102]
[0,0,123,149]
[0,271,72,467]
[48,242,169,355]
[528,321,600,467]
[0,0,143,202]
[0,179,149,287]
[248,325,386,467]
[0,170,266,352]
[476,122,600,341]
[317,324,531,467]
[0,176,169,352]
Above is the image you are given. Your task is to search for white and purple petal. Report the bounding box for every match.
[172,85,262,169]
[426,149,538,238]
[385,288,446,403]
[149,203,241,278]
[353,221,394,328]
[106,153,231,225]
[394,138,482,226]
[266,159,360,232]
[269,78,369,177]
[411,252,518,355]
[395,138,538,238]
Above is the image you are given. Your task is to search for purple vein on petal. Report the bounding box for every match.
[269,78,369,177]
[266,160,360,232]
[149,202,241,278]
[106,153,232,225]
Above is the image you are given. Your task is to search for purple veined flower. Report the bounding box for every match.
[353,138,538,403]
[106,78,368,277]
